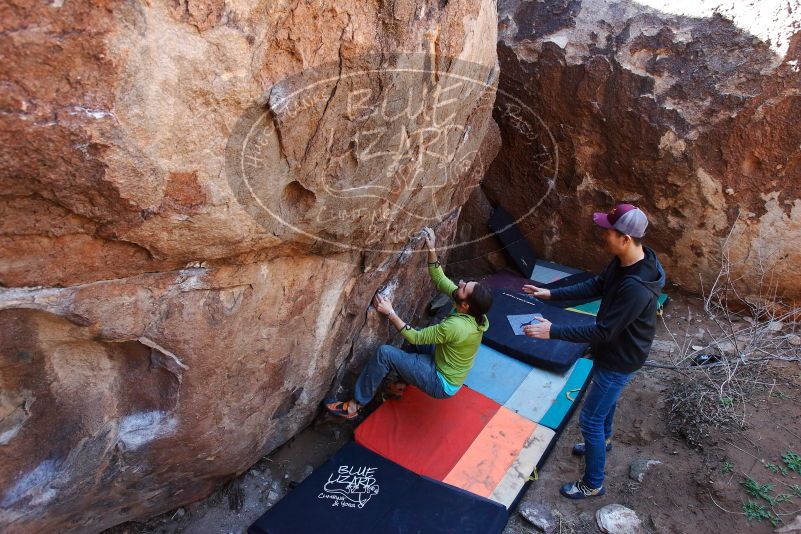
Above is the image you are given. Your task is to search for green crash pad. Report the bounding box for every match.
[566,293,669,316]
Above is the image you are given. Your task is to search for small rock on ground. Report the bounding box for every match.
[767,321,784,332]
[629,459,662,483]
[776,513,801,533]
[519,501,557,533]
[596,504,643,534]
[266,479,285,507]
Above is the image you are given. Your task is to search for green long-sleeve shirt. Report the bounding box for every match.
[400,264,489,387]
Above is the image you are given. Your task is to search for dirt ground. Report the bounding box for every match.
[505,359,801,534]
[107,292,801,534]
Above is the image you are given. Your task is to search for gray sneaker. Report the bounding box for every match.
[571,439,612,456]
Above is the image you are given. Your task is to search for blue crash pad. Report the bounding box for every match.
[248,442,508,534]
[465,345,594,433]
[463,344,531,405]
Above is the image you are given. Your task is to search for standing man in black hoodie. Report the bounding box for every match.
[522,204,666,499]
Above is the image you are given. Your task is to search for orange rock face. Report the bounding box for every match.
[469,0,801,299]
[0,1,498,531]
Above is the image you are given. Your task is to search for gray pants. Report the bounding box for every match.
[353,344,448,405]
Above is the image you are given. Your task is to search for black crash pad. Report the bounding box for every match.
[248,442,508,534]
[483,289,595,373]
[488,206,538,278]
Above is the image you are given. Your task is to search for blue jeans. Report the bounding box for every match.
[353,344,447,405]
[579,367,634,488]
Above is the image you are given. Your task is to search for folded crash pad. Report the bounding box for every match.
[355,386,556,509]
[481,269,599,309]
[541,272,603,308]
[248,442,507,534]
[488,206,537,277]
[484,289,595,373]
[566,300,601,316]
[480,269,535,296]
[540,270,596,290]
[465,345,594,433]
[487,206,596,285]
[530,260,585,284]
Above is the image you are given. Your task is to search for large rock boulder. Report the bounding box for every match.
[0,1,498,531]
[467,0,801,299]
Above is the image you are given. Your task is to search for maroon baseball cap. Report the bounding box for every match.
[593,204,649,238]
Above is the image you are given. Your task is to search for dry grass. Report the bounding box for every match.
[653,216,800,449]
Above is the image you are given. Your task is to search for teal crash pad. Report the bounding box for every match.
[567,293,669,316]
[538,358,594,431]
[504,358,593,429]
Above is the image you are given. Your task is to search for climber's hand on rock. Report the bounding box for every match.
[372,293,395,316]
[522,284,551,300]
[422,227,436,251]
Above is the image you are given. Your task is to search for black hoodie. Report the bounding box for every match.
[549,247,666,373]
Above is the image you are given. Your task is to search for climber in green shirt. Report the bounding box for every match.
[326,227,493,419]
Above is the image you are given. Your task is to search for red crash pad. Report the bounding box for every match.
[354,385,500,480]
